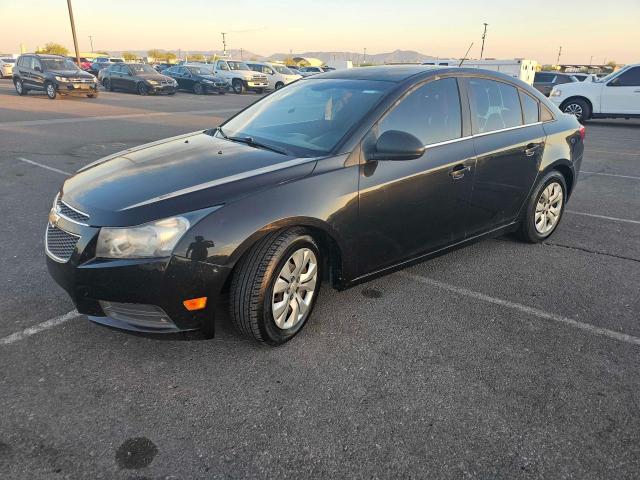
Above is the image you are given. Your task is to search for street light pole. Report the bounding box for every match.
[556,46,562,66]
[66,0,81,67]
[363,47,366,65]
[89,35,94,53]
[221,32,227,56]
[480,23,488,60]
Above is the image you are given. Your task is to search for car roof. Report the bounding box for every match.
[23,53,66,59]
[314,65,446,82]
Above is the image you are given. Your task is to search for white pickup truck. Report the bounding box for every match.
[549,63,640,122]
[210,59,269,94]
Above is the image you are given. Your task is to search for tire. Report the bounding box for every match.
[14,78,27,96]
[137,82,148,95]
[230,228,322,345]
[517,170,567,243]
[193,83,203,95]
[45,82,57,100]
[167,91,176,96]
[561,98,590,123]
[232,79,243,94]
[275,82,284,90]
[103,78,112,91]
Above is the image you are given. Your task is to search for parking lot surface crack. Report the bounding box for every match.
[543,242,640,264]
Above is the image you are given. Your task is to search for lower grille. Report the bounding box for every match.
[99,301,174,329]
[46,225,80,262]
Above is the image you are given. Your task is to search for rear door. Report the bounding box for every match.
[17,56,33,87]
[358,77,476,274]
[465,77,545,235]
[601,66,640,114]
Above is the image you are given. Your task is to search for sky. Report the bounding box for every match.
[1,0,638,64]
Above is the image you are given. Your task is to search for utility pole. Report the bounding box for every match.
[363,47,367,65]
[66,0,81,67]
[480,23,488,60]
[88,35,94,53]
[589,55,593,66]
[556,46,562,66]
[221,32,227,56]
[240,48,244,60]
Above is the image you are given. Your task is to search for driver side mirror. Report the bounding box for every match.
[369,130,426,161]
[34,65,42,72]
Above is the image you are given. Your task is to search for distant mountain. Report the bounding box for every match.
[110,49,266,60]
[268,49,437,65]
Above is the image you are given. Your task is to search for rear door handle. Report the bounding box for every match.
[449,164,471,180]
[524,143,541,157]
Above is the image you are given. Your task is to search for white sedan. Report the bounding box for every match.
[0,57,15,78]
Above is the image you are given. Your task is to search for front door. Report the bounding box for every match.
[357,77,476,275]
[464,77,544,235]
[601,66,640,114]
[32,58,46,90]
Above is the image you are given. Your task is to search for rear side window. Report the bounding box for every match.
[519,91,539,124]
[541,104,555,122]
[379,77,462,146]
[467,78,523,134]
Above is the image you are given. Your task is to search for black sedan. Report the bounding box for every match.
[101,63,178,95]
[46,66,584,345]
[162,65,229,94]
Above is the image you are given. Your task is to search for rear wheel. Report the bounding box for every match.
[517,171,567,243]
[232,79,243,94]
[230,228,322,345]
[14,78,27,96]
[45,82,57,99]
[562,98,590,123]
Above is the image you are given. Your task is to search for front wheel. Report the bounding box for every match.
[193,83,203,95]
[45,82,57,99]
[137,82,148,95]
[230,228,322,345]
[562,98,590,123]
[103,78,112,91]
[14,78,27,96]
[232,79,244,94]
[517,171,567,243]
[275,82,284,90]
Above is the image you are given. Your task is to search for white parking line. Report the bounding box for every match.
[586,148,640,156]
[0,108,239,128]
[581,171,640,181]
[0,310,81,346]
[566,211,640,225]
[18,157,71,175]
[398,271,640,347]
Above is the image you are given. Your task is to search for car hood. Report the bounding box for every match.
[49,69,94,79]
[137,73,171,81]
[553,81,601,95]
[61,132,317,227]
[198,74,226,83]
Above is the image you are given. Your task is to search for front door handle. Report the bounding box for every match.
[449,164,471,180]
[524,143,541,157]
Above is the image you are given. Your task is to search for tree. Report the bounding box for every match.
[148,49,164,61]
[165,52,177,62]
[95,50,110,55]
[122,51,137,61]
[606,60,617,68]
[189,53,205,62]
[36,42,68,56]
[207,54,219,63]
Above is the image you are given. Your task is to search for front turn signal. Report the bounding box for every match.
[183,297,207,311]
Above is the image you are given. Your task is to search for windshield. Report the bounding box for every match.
[41,58,79,71]
[218,79,391,156]
[129,64,156,74]
[273,64,294,75]
[596,66,629,83]
[227,61,250,71]
[188,66,212,75]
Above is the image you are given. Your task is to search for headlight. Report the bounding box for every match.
[96,216,190,259]
[54,76,67,82]
[147,79,159,85]
[550,89,562,97]
[202,80,214,84]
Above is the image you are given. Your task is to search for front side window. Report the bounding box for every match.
[273,64,293,75]
[520,91,539,124]
[129,64,156,74]
[379,78,462,146]
[217,61,229,71]
[218,79,391,156]
[610,67,640,87]
[227,61,250,71]
[468,78,523,134]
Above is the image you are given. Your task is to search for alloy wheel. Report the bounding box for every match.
[46,83,56,99]
[15,80,22,94]
[564,103,583,119]
[271,248,318,330]
[535,181,564,235]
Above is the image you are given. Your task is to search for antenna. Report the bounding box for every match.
[458,42,474,67]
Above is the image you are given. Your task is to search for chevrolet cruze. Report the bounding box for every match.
[46,66,584,345]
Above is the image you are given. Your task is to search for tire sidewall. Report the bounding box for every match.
[522,171,567,242]
[137,83,147,95]
[193,83,203,95]
[14,78,24,95]
[45,82,57,99]
[562,98,590,123]
[259,235,322,345]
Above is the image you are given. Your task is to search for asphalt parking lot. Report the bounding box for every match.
[1,79,639,479]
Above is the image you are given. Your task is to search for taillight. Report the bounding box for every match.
[579,125,586,140]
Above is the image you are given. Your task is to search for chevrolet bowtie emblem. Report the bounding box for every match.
[48,208,61,227]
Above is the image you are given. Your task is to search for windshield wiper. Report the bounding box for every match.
[226,135,290,156]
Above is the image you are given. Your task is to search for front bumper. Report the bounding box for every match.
[57,80,99,95]
[202,83,228,93]
[148,84,177,94]
[245,81,268,89]
[46,217,230,334]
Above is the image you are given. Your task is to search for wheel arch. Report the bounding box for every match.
[226,217,347,290]
[542,160,575,196]
[560,95,594,117]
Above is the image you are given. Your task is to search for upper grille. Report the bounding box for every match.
[46,225,80,262]
[252,75,267,81]
[57,197,89,224]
